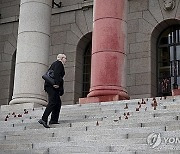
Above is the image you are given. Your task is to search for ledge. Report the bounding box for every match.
[0,16,19,24]
[0,1,93,24]
[52,1,93,15]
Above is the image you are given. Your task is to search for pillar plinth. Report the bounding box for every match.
[79,0,129,104]
[9,0,52,105]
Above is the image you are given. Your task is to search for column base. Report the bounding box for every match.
[1,102,44,112]
[79,94,129,104]
[9,98,47,106]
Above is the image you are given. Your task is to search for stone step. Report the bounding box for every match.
[3,128,180,145]
[59,110,178,122]
[0,119,177,137]
[0,115,178,136]
[1,116,180,137]
[1,102,179,122]
[35,141,180,153]
[0,105,178,118]
[0,149,48,154]
[58,103,172,113]
[0,103,43,112]
[1,142,179,154]
[0,138,147,147]
[0,142,33,150]
[136,151,180,154]
[1,119,177,137]
[0,96,178,114]
[49,146,134,154]
[1,131,179,151]
[0,128,162,146]
[0,126,173,141]
[87,151,180,154]
[112,144,180,152]
[0,113,178,133]
[60,98,178,110]
[1,109,179,126]
[2,116,180,143]
[53,143,179,152]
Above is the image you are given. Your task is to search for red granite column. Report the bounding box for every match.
[79,0,129,104]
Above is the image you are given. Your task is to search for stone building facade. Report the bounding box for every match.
[0,0,179,106]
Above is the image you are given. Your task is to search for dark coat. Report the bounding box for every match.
[44,60,65,96]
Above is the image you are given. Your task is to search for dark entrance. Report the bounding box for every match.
[157,25,180,96]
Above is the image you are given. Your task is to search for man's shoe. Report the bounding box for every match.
[49,121,60,125]
[38,119,50,128]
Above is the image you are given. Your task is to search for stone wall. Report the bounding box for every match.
[127,0,180,99]
[0,0,19,105]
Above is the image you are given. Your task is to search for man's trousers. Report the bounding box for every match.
[42,87,61,123]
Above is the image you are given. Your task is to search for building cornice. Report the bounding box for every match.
[52,1,93,15]
[0,16,19,24]
[0,1,93,25]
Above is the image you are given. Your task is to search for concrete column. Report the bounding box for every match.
[80,0,129,103]
[9,0,52,106]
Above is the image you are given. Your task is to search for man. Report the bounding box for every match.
[38,54,66,128]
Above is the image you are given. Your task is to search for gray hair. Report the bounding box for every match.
[57,54,66,61]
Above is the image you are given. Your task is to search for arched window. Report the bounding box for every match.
[157,25,180,96]
[82,43,92,97]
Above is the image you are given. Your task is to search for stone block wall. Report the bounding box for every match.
[0,0,19,105]
[127,0,180,99]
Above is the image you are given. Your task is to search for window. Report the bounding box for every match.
[157,25,180,96]
[82,43,92,97]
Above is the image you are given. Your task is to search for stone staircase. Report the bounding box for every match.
[0,96,180,154]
